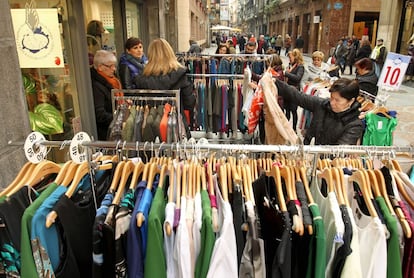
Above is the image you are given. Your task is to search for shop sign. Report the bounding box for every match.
[378,52,411,90]
[11,7,64,68]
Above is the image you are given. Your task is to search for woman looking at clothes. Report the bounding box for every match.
[133,38,196,140]
[283,48,305,131]
[355,58,379,96]
[273,78,363,145]
[90,50,121,140]
[118,37,148,89]
[302,51,330,86]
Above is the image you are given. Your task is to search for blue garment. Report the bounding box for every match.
[118,53,148,89]
[127,180,147,278]
[31,174,91,271]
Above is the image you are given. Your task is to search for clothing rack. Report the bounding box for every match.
[111,89,180,114]
[187,73,245,79]
[11,134,414,157]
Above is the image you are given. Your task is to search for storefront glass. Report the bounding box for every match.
[10,0,81,162]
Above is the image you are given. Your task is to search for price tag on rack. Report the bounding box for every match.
[70,132,91,164]
[24,132,47,163]
[377,52,411,90]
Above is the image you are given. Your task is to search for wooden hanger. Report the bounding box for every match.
[45,161,89,228]
[107,161,126,194]
[219,164,229,202]
[137,162,158,227]
[112,161,135,205]
[8,160,61,197]
[0,162,35,197]
[393,171,414,210]
[53,161,73,186]
[60,162,80,187]
[370,105,391,119]
[241,165,250,202]
[331,167,346,206]
[348,170,378,217]
[165,163,174,237]
[175,161,182,210]
[317,167,334,193]
[294,165,314,235]
[200,164,207,191]
[129,161,144,190]
[265,164,287,212]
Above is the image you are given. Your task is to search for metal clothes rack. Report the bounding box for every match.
[111,89,180,115]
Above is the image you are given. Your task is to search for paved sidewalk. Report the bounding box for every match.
[201,46,414,147]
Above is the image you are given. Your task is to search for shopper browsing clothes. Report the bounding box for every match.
[118,37,148,89]
[90,50,121,140]
[250,77,363,145]
[133,38,196,140]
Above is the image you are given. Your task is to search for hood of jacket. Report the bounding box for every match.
[133,67,188,90]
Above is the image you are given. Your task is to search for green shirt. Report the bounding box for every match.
[20,182,58,278]
[144,186,167,278]
[194,189,215,278]
[306,203,327,278]
[375,196,402,278]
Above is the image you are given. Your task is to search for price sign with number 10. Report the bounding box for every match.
[377,52,411,90]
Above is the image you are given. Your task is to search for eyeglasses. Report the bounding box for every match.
[102,63,116,69]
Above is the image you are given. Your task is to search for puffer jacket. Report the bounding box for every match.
[118,53,148,89]
[133,67,196,137]
[357,69,378,96]
[275,79,364,145]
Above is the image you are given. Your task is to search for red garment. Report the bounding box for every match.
[399,200,414,278]
[160,103,172,142]
[248,85,264,134]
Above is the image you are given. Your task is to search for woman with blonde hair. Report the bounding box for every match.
[303,50,330,84]
[133,38,196,139]
[284,48,305,130]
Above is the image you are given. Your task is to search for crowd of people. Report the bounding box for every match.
[87,19,414,146]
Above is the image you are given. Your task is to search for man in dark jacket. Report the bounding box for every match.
[275,78,363,145]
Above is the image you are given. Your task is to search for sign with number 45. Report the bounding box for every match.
[378,52,411,90]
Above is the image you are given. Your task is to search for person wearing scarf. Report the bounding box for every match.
[90,50,122,140]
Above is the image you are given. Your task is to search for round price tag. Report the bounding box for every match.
[24,132,47,163]
[70,132,91,164]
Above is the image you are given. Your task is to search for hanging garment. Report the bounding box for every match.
[126,179,148,278]
[206,175,238,278]
[231,183,245,268]
[375,196,403,278]
[194,189,216,278]
[164,201,177,278]
[144,186,167,278]
[121,106,137,142]
[192,191,203,270]
[346,175,387,278]
[339,206,363,278]
[362,112,398,146]
[0,186,38,277]
[306,203,327,278]
[261,72,298,145]
[310,177,345,278]
[114,189,136,278]
[239,200,266,278]
[92,192,115,278]
[174,195,192,278]
[52,169,112,278]
[20,183,59,278]
[252,173,292,278]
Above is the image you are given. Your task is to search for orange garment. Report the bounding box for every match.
[248,85,264,134]
[160,103,172,142]
[98,69,123,104]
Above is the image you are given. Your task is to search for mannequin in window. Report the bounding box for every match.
[86,20,105,66]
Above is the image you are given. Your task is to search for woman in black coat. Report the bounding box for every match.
[355,39,372,62]
[355,58,379,96]
[274,78,364,145]
[133,38,196,139]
